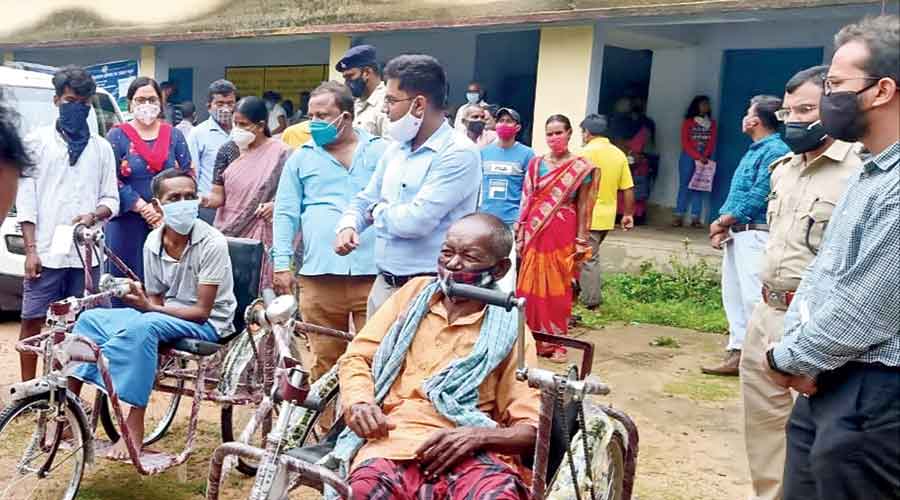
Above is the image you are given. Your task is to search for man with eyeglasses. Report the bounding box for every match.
[704,95,789,376]
[762,16,900,500]
[739,65,862,500]
[335,55,482,317]
[187,79,237,223]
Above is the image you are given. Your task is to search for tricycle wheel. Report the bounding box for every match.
[0,392,89,500]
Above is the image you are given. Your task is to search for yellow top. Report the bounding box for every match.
[762,140,862,291]
[579,137,633,231]
[339,277,540,469]
[280,120,311,149]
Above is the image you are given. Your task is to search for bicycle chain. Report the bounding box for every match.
[556,378,583,500]
[578,399,599,500]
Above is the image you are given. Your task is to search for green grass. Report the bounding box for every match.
[576,259,728,334]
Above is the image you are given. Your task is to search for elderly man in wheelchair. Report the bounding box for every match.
[66,169,237,460]
[330,213,540,499]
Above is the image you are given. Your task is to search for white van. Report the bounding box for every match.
[0,64,124,310]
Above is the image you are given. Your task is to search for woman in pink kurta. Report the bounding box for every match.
[200,96,291,292]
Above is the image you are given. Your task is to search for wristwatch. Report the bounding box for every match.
[766,349,793,376]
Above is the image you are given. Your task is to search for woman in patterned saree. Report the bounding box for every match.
[516,114,598,362]
[200,96,291,292]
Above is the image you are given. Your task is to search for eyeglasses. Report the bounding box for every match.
[775,104,818,122]
[133,97,161,105]
[823,76,879,96]
[383,96,414,106]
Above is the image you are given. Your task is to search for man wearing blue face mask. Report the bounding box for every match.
[272,81,387,380]
[67,168,236,460]
[15,65,119,382]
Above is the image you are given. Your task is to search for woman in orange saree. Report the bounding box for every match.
[516,115,598,362]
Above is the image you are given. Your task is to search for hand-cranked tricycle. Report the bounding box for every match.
[207,280,639,500]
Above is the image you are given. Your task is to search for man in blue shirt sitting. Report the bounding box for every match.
[335,55,482,317]
[478,107,534,291]
[705,95,789,376]
[272,81,386,380]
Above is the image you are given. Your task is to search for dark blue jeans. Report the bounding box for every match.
[674,151,706,218]
[784,362,900,500]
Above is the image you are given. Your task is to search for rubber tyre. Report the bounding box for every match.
[603,433,626,500]
[0,392,89,500]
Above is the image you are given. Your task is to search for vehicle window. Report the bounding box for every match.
[92,93,121,136]
[2,85,56,134]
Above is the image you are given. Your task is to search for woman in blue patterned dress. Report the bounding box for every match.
[105,77,191,283]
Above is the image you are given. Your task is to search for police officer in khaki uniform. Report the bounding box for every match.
[739,65,862,500]
[336,44,391,139]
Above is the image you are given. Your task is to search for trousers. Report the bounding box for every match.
[740,302,795,500]
[721,230,767,350]
[297,274,373,380]
[784,362,900,500]
[366,274,402,319]
[578,230,609,308]
[72,308,218,407]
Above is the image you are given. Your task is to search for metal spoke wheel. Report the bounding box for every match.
[0,392,89,500]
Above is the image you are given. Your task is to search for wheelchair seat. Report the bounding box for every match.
[162,237,264,356]
[286,419,345,468]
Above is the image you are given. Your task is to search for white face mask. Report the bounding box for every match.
[230,126,256,151]
[134,103,160,126]
[387,103,424,143]
[466,92,480,105]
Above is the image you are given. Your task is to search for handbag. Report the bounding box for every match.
[688,159,716,192]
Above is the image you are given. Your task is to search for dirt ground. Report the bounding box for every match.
[0,313,748,500]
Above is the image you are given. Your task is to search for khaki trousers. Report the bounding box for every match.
[739,301,796,500]
[298,274,374,380]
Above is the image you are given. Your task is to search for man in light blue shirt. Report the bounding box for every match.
[335,55,482,316]
[272,82,386,380]
[187,79,236,223]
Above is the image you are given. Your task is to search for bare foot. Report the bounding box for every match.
[106,438,133,460]
[106,406,145,461]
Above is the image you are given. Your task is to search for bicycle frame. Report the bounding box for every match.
[206,281,636,500]
[207,301,355,500]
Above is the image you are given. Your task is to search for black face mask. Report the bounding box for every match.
[466,120,485,136]
[819,82,877,143]
[783,121,828,154]
[347,77,366,99]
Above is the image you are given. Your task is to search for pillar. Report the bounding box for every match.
[328,34,352,82]
[2,51,13,64]
[531,25,605,154]
[139,45,156,78]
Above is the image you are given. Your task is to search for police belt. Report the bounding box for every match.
[762,284,795,311]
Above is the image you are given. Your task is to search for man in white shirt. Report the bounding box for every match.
[16,65,119,381]
[263,91,288,135]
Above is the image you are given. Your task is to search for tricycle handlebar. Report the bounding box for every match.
[443,281,524,311]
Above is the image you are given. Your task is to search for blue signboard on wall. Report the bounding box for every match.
[85,59,139,111]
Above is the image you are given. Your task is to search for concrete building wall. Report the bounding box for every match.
[156,37,331,119]
[352,30,480,112]
[14,45,144,71]
[644,17,856,211]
